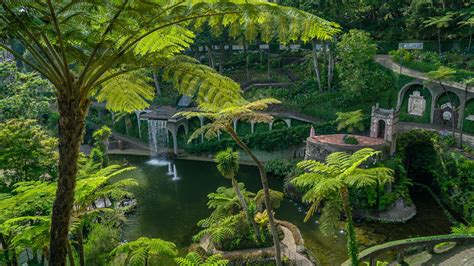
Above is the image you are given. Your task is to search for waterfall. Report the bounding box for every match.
[148,119,168,155]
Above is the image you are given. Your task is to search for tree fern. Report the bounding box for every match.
[175,252,229,266]
[291,148,394,265]
[110,237,178,265]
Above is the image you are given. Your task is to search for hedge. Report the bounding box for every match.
[184,121,337,154]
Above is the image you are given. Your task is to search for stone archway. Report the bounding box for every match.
[398,82,433,124]
[377,120,386,139]
[269,118,291,130]
[370,104,398,143]
[433,91,461,128]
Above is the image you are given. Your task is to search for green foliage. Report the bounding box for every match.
[265,159,298,178]
[336,110,365,133]
[185,122,336,154]
[451,224,474,235]
[215,149,240,180]
[343,135,359,145]
[110,237,178,266]
[0,163,138,265]
[175,252,229,266]
[399,85,433,124]
[336,30,395,104]
[254,189,284,211]
[397,129,474,223]
[0,119,58,186]
[84,224,121,265]
[0,61,54,121]
[292,148,394,265]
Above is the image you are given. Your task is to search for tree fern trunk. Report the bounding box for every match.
[77,225,85,266]
[152,71,161,96]
[226,126,282,266]
[50,96,89,266]
[66,240,75,266]
[311,39,322,92]
[232,178,261,240]
[340,187,359,266]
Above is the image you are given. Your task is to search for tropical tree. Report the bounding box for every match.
[0,164,136,266]
[336,110,364,134]
[291,148,394,265]
[175,252,229,266]
[424,13,455,54]
[110,237,178,266]
[0,60,54,121]
[215,149,261,239]
[458,16,474,52]
[426,66,457,137]
[91,126,112,167]
[179,98,285,263]
[335,30,392,103]
[0,119,58,187]
[0,2,339,263]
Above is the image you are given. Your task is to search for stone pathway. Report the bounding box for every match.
[404,244,474,265]
[280,226,313,266]
[199,225,314,266]
[437,244,474,266]
[374,55,473,93]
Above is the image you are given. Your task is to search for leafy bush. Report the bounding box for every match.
[264,159,298,178]
[343,135,359,145]
[185,122,336,154]
[84,224,121,265]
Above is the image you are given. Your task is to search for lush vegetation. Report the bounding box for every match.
[0,0,473,265]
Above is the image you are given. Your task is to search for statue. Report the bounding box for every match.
[408,91,426,116]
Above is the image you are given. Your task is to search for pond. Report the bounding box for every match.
[113,155,451,265]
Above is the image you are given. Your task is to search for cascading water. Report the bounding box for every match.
[146,120,169,166]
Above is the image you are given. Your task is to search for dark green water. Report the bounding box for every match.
[113,155,451,265]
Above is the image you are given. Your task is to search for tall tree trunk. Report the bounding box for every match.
[1,233,13,266]
[76,226,85,266]
[231,178,261,240]
[66,240,75,266]
[327,43,334,91]
[227,126,282,266]
[50,96,89,266]
[311,39,322,92]
[219,42,225,73]
[152,71,161,96]
[340,187,359,266]
[206,45,215,69]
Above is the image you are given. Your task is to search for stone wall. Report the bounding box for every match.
[305,137,389,162]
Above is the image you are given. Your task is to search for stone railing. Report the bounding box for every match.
[342,234,474,266]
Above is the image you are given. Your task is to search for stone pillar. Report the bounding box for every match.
[134,110,142,139]
[269,122,273,131]
[171,129,178,155]
[250,121,255,134]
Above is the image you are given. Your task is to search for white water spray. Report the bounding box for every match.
[148,119,168,155]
